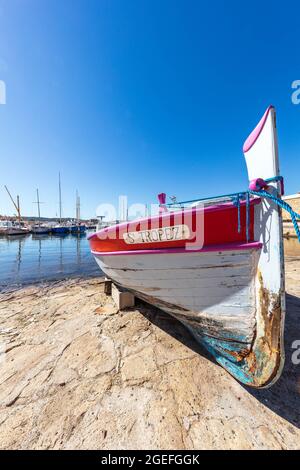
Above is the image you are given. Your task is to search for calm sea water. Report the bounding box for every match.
[0,231,101,291]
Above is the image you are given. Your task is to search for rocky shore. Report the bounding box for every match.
[0,259,300,449]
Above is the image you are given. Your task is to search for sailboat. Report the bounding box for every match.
[69,191,86,234]
[4,187,31,235]
[51,173,69,235]
[88,105,288,388]
[31,189,50,234]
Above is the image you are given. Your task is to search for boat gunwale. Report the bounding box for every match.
[87,197,261,241]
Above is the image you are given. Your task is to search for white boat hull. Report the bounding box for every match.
[6,228,30,236]
[95,248,258,344]
[31,227,49,234]
[94,240,283,387]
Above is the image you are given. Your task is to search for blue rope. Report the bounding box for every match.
[249,188,300,242]
[265,176,284,184]
[164,175,300,242]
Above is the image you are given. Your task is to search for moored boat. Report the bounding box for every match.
[6,224,31,236]
[31,189,50,234]
[51,225,70,235]
[69,223,86,234]
[69,192,86,234]
[50,174,70,234]
[0,220,13,235]
[3,187,31,236]
[31,225,50,235]
[0,220,30,236]
[88,106,292,388]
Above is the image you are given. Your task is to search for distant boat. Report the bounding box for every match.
[31,189,50,234]
[69,191,86,234]
[6,226,31,236]
[69,224,86,234]
[3,187,31,235]
[51,226,70,235]
[0,220,13,235]
[0,220,30,236]
[31,225,50,235]
[89,105,287,389]
[51,173,69,234]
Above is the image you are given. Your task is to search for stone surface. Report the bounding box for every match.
[0,262,299,450]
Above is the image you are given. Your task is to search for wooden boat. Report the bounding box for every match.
[88,105,286,388]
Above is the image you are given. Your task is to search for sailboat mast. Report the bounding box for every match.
[76,190,80,223]
[36,189,41,225]
[4,186,22,225]
[17,195,21,226]
[59,173,61,222]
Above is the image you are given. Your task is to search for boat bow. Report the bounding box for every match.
[89,105,286,388]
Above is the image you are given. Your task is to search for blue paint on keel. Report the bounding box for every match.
[186,327,255,385]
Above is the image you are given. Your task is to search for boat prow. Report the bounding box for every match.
[89,105,285,388]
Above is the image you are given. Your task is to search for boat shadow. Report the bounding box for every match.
[136,300,213,359]
[136,292,300,429]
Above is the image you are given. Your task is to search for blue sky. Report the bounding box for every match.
[0,0,300,219]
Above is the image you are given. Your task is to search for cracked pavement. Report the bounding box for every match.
[0,260,300,449]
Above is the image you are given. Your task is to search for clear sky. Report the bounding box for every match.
[0,0,300,219]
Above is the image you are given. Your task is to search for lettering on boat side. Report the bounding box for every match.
[123,224,190,244]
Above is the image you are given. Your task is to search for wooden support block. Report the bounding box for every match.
[111,283,135,310]
[104,278,112,295]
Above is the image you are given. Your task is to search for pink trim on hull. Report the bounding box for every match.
[243,105,274,153]
[91,241,262,257]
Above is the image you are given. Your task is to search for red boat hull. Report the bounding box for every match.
[88,199,260,253]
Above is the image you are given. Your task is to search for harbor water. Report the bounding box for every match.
[0,230,100,291]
